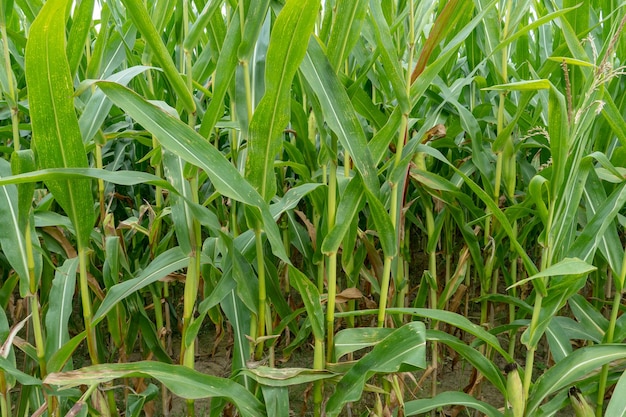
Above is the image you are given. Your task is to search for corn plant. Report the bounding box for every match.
[1,0,626,416]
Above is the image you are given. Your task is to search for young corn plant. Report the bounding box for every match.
[1,1,626,416]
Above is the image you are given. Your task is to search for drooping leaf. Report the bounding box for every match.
[95,81,289,262]
[92,247,189,325]
[405,391,502,417]
[325,322,426,416]
[44,361,266,417]
[526,344,626,415]
[237,366,336,387]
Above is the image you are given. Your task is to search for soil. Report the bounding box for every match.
[155,325,506,417]
[151,320,574,417]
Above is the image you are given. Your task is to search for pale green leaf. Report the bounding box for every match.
[44,361,265,416]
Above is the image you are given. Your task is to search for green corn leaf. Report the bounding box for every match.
[0,167,174,193]
[238,0,271,61]
[103,237,124,348]
[163,151,194,254]
[545,320,574,362]
[183,0,222,50]
[187,277,236,351]
[364,186,396,258]
[198,10,239,137]
[547,56,594,67]
[67,0,94,77]
[222,232,258,316]
[44,361,266,417]
[261,386,289,417]
[44,257,79,362]
[0,158,29,286]
[132,309,172,364]
[333,327,393,361]
[92,247,189,325]
[378,307,511,360]
[605,369,626,417]
[95,80,288,262]
[568,181,626,264]
[126,383,158,417]
[521,274,588,349]
[234,183,322,259]
[0,355,41,385]
[221,290,252,388]
[416,144,539,278]
[120,0,194,113]
[581,168,624,283]
[301,37,379,196]
[84,4,109,78]
[0,167,222,232]
[405,392,502,417]
[245,0,320,201]
[528,174,550,227]
[78,65,153,143]
[99,22,138,79]
[427,330,507,395]
[288,266,324,341]
[326,0,368,71]
[483,79,551,91]
[325,322,426,416]
[47,331,86,373]
[368,0,409,113]
[10,150,36,229]
[24,0,94,248]
[369,108,403,166]
[602,93,626,149]
[568,294,608,342]
[508,257,596,291]
[321,175,366,256]
[526,344,626,415]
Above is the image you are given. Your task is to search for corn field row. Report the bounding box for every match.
[0,0,625,416]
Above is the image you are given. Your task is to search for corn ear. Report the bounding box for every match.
[505,363,525,417]
[569,387,595,417]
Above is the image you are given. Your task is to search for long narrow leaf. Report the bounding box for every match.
[326,322,426,416]
[25,0,94,248]
[44,361,266,417]
[526,344,626,414]
[120,0,194,113]
[301,37,379,196]
[95,81,289,261]
[92,247,189,325]
[405,392,502,417]
[245,0,319,201]
[44,257,79,361]
[0,159,29,283]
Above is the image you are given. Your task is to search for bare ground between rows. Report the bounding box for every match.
[129,322,573,417]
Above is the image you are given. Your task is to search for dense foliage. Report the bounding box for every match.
[1,0,625,416]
